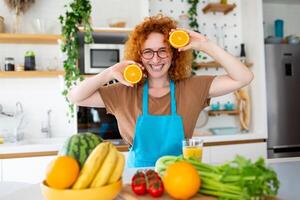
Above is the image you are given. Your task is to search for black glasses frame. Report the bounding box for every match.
[141,48,169,60]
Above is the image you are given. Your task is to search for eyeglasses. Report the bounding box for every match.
[141,48,169,60]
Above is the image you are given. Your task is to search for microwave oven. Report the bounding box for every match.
[83,43,124,74]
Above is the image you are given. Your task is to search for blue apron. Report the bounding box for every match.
[127,80,185,168]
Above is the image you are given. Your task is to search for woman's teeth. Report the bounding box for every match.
[150,64,164,72]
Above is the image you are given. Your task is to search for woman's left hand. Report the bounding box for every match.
[172,28,212,52]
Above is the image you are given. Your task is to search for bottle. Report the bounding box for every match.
[4,57,15,71]
[274,19,284,38]
[240,43,246,63]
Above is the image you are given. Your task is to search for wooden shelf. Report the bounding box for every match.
[0,28,131,44]
[79,27,132,33]
[208,110,239,116]
[0,70,65,78]
[195,61,253,69]
[0,33,62,44]
[202,3,236,15]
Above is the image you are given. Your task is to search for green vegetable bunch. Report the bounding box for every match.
[59,0,93,118]
[156,155,279,200]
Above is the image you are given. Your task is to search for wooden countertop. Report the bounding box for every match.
[118,184,280,200]
[0,144,129,159]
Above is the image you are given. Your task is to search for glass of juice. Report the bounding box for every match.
[182,137,203,162]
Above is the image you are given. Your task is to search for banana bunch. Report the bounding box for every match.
[72,142,125,189]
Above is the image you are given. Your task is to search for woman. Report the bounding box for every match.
[68,15,253,167]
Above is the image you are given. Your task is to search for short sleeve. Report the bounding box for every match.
[98,83,127,115]
[189,75,216,108]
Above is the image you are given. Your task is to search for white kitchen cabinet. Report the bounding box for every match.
[2,156,56,184]
[208,142,267,164]
[0,159,2,182]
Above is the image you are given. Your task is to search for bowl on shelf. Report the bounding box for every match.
[40,178,122,200]
[107,18,126,28]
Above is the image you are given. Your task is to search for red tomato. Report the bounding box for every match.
[131,171,146,182]
[147,180,164,197]
[131,177,147,195]
[145,169,156,176]
[145,169,161,180]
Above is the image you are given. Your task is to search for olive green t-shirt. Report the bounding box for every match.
[98,75,215,145]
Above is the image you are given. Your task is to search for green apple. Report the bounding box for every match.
[25,51,35,57]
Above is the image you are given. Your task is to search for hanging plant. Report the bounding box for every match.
[59,0,93,118]
[187,0,207,68]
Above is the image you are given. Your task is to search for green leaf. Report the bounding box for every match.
[60,0,93,119]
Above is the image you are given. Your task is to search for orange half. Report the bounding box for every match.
[123,64,143,84]
[169,30,190,48]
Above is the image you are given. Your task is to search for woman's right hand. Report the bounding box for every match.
[109,60,144,87]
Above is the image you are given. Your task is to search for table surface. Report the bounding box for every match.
[0,160,299,200]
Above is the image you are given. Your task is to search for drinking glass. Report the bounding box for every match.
[182,138,203,162]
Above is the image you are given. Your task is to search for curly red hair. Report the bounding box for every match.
[124,14,193,81]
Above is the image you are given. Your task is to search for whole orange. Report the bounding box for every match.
[162,161,201,199]
[45,156,80,189]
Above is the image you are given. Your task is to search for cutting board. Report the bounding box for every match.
[118,184,281,200]
[118,184,216,200]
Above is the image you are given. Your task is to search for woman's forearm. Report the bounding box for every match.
[67,68,113,104]
[201,41,253,83]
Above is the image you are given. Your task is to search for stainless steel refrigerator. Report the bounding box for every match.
[265,44,300,158]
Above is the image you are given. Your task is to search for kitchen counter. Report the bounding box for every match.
[0,137,129,158]
[0,167,138,200]
[0,132,266,159]
[1,160,298,200]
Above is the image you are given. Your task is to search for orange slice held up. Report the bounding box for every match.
[169,30,190,48]
[123,64,143,84]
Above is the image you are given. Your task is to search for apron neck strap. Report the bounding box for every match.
[142,80,177,115]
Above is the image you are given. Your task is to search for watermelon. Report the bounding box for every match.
[59,132,103,167]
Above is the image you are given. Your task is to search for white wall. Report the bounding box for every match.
[0,0,268,140]
[149,0,255,133]
[263,2,300,37]
[241,0,268,138]
[0,0,148,34]
[0,0,147,140]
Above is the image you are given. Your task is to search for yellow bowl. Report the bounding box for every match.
[40,179,122,200]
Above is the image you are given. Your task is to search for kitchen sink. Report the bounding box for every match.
[17,137,67,145]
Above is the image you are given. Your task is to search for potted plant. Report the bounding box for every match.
[4,0,35,33]
[24,50,36,71]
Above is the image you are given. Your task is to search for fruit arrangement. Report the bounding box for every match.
[45,133,125,190]
[59,132,103,167]
[156,155,280,200]
[131,169,164,198]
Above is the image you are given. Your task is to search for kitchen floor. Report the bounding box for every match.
[268,159,300,199]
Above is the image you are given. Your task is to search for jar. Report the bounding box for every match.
[0,16,4,33]
[4,57,15,71]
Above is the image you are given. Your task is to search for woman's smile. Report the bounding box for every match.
[149,64,164,72]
